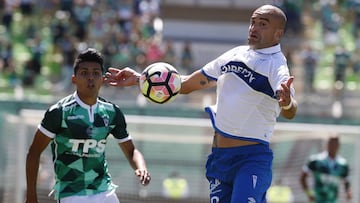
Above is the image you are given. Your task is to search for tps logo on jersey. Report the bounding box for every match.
[69,139,106,155]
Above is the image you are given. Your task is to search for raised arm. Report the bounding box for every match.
[105,67,141,87]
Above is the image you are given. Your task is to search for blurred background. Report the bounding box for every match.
[1,0,360,202]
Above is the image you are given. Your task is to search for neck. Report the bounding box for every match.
[77,92,98,106]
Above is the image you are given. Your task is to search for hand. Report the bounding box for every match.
[135,169,151,186]
[277,76,294,108]
[104,67,141,87]
[346,190,352,200]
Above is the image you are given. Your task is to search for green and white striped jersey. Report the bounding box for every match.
[38,92,131,199]
[305,151,349,203]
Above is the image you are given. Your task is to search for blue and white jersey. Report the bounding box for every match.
[202,44,294,145]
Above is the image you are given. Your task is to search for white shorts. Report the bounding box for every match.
[59,189,120,203]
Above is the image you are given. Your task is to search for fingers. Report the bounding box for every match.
[104,67,141,87]
[278,76,294,106]
[135,169,151,186]
[286,76,294,87]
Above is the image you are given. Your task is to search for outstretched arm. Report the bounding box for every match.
[119,140,151,186]
[105,67,141,87]
[180,70,216,94]
[105,67,216,94]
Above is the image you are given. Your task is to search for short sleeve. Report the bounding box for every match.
[39,105,63,138]
[201,46,241,80]
[111,105,131,142]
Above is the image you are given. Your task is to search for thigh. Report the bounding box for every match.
[208,177,232,203]
[231,161,272,203]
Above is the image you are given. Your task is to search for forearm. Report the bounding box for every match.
[26,152,40,201]
[180,70,215,94]
[131,149,147,170]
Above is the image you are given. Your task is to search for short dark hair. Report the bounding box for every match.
[73,48,104,75]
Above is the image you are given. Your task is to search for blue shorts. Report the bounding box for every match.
[206,144,273,203]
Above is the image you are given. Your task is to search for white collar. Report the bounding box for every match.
[73,91,98,109]
[251,44,282,55]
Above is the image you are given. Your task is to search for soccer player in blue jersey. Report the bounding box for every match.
[25,48,151,203]
[105,4,297,203]
[300,135,352,203]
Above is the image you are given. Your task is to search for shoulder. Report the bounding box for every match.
[98,97,125,117]
[336,155,349,166]
[47,95,76,114]
[308,151,326,162]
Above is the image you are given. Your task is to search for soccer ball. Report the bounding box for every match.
[139,62,181,104]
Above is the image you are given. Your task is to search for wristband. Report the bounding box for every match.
[282,99,293,110]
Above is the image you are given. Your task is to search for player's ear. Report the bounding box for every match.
[71,74,76,84]
[274,29,283,41]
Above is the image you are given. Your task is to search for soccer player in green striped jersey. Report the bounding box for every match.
[25,48,151,203]
[300,135,352,203]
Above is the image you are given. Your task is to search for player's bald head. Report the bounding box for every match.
[253,5,287,31]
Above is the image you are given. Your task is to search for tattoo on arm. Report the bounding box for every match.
[200,80,207,86]
[200,77,212,86]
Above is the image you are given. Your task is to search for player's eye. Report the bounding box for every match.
[78,71,102,78]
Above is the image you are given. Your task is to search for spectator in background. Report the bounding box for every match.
[181,41,194,74]
[333,45,350,100]
[162,40,176,66]
[282,0,303,36]
[72,0,92,41]
[145,37,163,64]
[2,6,13,32]
[300,135,352,203]
[22,58,37,87]
[351,49,360,75]
[320,1,342,46]
[301,45,319,94]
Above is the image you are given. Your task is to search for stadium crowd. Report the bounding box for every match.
[0,0,194,93]
[1,0,360,104]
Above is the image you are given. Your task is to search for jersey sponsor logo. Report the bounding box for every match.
[221,61,275,98]
[320,173,340,185]
[69,139,106,154]
[63,103,77,111]
[221,61,256,83]
[67,115,85,120]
